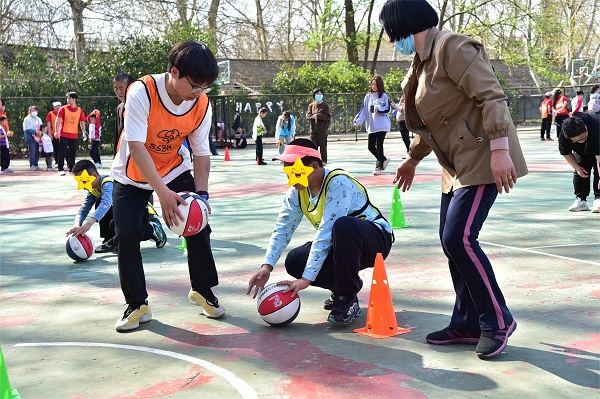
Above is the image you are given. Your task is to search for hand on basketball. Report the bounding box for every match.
[278,278,311,298]
[66,220,94,237]
[247,265,272,298]
[157,190,186,228]
[393,158,418,192]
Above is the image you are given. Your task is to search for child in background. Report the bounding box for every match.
[86,112,102,167]
[0,115,12,174]
[40,124,54,170]
[252,107,268,165]
[67,159,167,253]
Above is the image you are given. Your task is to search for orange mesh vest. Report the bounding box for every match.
[48,111,58,135]
[125,75,209,183]
[62,106,82,136]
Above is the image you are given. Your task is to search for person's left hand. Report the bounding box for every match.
[490,149,517,194]
[278,278,311,298]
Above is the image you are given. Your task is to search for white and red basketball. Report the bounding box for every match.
[257,283,301,326]
[167,191,209,237]
[66,234,95,261]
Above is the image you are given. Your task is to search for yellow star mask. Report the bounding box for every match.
[74,169,96,191]
[283,158,314,187]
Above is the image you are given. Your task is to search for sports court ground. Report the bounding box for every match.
[0,127,598,398]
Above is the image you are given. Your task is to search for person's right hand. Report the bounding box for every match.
[575,166,590,178]
[156,189,186,229]
[393,158,418,191]
[247,265,272,299]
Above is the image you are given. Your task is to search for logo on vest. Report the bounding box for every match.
[149,129,182,153]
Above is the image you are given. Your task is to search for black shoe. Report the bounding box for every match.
[257,161,267,165]
[476,320,517,359]
[327,296,361,324]
[95,239,115,253]
[426,327,480,345]
[150,219,167,248]
[324,278,363,310]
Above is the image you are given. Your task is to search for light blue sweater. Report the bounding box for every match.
[353,92,391,133]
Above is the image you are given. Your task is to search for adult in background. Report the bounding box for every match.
[391,94,412,153]
[23,105,43,171]
[552,89,569,138]
[588,85,600,115]
[558,115,600,212]
[354,76,392,175]
[113,72,135,156]
[306,88,331,164]
[569,91,586,117]
[380,0,528,359]
[275,110,296,155]
[539,92,554,141]
[46,101,61,163]
[56,92,86,175]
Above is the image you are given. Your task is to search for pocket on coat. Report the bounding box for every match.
[456,119,483,150]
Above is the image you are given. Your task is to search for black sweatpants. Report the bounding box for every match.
[367,131,388,168]
[573,153,600,201]
[58,137,78,172]
[113,171,219,307]
[284,216,392,298]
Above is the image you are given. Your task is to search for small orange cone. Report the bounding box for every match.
[355,253,410,338]
[224,146,231,161]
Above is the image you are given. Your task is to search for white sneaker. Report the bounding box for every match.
[372,167,382,176]
[58,170,66,176]
[382,158,391,171]
[95,163,102,168]
[188,289,226,318]
[568,198,589,212]
[115,303,152,332]
[592,198,600,213]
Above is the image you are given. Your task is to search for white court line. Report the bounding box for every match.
[481,241,600,266]
[525,243,600,249]
[13,342,258,399]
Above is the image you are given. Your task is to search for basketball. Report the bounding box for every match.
[167,192,209,237]
[66,234,95,261]
[257,283,301,326]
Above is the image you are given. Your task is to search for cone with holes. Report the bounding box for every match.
[354,253,410,338]
[1,346,21,399]
[224,146,231,161]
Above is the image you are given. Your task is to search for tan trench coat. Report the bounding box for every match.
[403,27,528,193]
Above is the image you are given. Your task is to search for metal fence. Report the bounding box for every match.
[4,83,599,156]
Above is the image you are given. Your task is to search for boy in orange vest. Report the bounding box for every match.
[539,92,553,141]
[111,41,225,332]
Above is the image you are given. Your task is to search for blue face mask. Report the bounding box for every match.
[394,35,416,55]
[314,94,324,102]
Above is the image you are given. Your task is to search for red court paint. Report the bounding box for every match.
[0,315,37,328]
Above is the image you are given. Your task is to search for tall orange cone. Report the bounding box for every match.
[390,186,410,228]
[355,253,410,338]
[224,146,231,161]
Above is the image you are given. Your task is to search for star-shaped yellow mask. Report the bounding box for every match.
[283,158,314,187]
[74,169,96,191]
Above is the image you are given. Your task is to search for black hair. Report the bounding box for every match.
[89,114,96,119]
[73,159,98,176]
[379,0,439,42]
[283,110,291,118]
[114,72,135,86]
[259,107,268,114]
[166,41,219,86]
[562,117,587,140]
[371,75,385,98]
[66,92,78,101]
[553,90,562,106]
[576,90,584,96]
[590,85,599,94]
[0,116,6,121]
[289,138,323,167]
[312,88,324,98]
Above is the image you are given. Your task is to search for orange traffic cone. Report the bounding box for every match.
[355,253,410,338]
[224,146,231,161]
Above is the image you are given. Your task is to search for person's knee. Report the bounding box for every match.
[332,216,354,239]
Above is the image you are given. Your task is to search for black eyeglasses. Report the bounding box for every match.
[184,75,212,94]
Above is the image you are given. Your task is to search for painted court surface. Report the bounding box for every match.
[1,128,598,399]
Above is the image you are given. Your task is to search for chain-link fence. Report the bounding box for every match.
[4,83,599,157]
